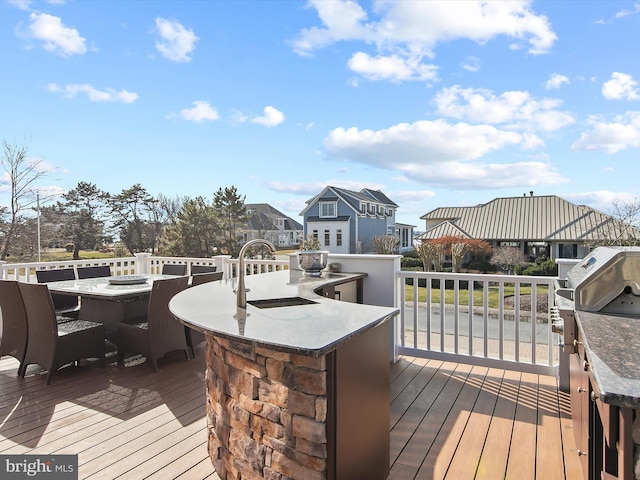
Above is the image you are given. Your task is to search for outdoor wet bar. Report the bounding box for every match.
[169,269,399,480]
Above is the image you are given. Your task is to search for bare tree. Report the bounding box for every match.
[0,140,52,259]
[371,234,400,254]
[583,198,640,249]
[414,240,444,272]
[490,246,526,274]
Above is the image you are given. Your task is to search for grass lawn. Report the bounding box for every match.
[404,283,549,309]
[6,250,118,264]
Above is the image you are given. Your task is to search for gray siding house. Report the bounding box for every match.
[242,203,303,248]
[419,194,640,260]
[300,186,412,253]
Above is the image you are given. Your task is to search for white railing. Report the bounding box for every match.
[0,254,288,282]
[1,252,560,376]
[397,271,558,376]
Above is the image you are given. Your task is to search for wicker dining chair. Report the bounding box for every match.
[77,265,112,279]
[186,271,223,356]
[18,282,106,385]
[117,276,190,372]
[0,280,29,376]
[35,268,80,319]
[191,265,217,275]
[161,264,187,276]
[190,271,223,286]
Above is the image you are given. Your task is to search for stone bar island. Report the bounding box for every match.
[169,269,399,480]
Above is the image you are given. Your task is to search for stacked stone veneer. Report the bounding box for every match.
[206,335,329,480]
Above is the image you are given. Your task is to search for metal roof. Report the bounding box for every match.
[420,195,638,241]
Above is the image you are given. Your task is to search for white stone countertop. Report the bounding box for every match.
[169,269,399,357]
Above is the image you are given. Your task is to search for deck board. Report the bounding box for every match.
[0,352,580,480]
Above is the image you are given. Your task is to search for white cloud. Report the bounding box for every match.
[401,160,566,188]
[602,72,640,100]
[154,17,198,63]
[545,73,569,90]
[564,191,640,213]
[434,85,575,132]
[325,120,524,166]
[267,179,385,196]
[390,190,437,203]
[179,101,220,122]
[251,106,285,127]
[572,112,640,153]
[461,56,480,72]
[9,0,65,11]
[47,83,138,103]
[322,119,567,189]
[347,52,438,82]
[615,2,640,19]
[23,12,86,56]
[293,1,556,83]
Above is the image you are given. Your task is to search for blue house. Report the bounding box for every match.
[300,186,413,254]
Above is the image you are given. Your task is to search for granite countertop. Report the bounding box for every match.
[575,310,640,409]
[169,269,399,357]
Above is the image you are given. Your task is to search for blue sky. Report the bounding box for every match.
[2,0,640,228]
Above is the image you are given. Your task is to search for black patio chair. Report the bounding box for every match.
[77,265,112,279]
[186,271,223,356]
[191,265,217,275]
[117,276,190,371]
[18,282,105,385]
[0,280,29,376]
[190,271,223,287]
[161,264,187,276]
[35,268,80,319]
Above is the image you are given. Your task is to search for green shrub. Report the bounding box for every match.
[463,260,497,273]
[401,257,423,269]
[520,258,557,276]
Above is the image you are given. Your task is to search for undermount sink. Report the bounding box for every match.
[248,296,319,309]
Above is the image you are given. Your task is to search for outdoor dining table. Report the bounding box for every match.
[45,274,177,343]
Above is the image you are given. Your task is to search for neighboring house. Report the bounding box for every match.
[300,186,414,254]
[419,193,640,260]
[242,203,303,248]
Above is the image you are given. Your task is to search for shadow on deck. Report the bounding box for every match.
[0,352,581,480]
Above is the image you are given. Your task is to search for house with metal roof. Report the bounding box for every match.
[242,203,303,248]
[300,186,414,253]
[419,193,639,260]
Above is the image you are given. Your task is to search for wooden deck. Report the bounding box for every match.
[0,351,582,480]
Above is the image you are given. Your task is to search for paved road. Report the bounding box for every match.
[402,303,554,344]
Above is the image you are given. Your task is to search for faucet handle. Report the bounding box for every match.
[233,288,250,293]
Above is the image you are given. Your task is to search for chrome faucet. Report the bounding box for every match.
[236,238,276,309]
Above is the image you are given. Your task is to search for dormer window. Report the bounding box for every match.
[320,201,337,218]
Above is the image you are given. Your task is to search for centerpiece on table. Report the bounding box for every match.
[297,235,329,277]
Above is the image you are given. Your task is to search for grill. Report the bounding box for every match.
[552,246,640,354]
[553,246,640,480]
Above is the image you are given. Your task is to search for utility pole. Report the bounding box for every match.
[37,191,41,262]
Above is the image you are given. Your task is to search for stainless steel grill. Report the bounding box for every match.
[553,246,640,354]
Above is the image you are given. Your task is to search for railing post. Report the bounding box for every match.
[134,252,152,274]
[216,255,232,279]
[0,260,6,280]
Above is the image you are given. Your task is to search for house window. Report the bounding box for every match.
[337,229,343,247]
[320,202,336,218]
[559,243,578,259]
[324,229,330,246]
[312,230,319,243]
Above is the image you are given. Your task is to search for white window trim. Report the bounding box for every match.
[319,201,337,218]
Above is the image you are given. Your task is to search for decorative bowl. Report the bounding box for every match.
[297,251,329,276]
